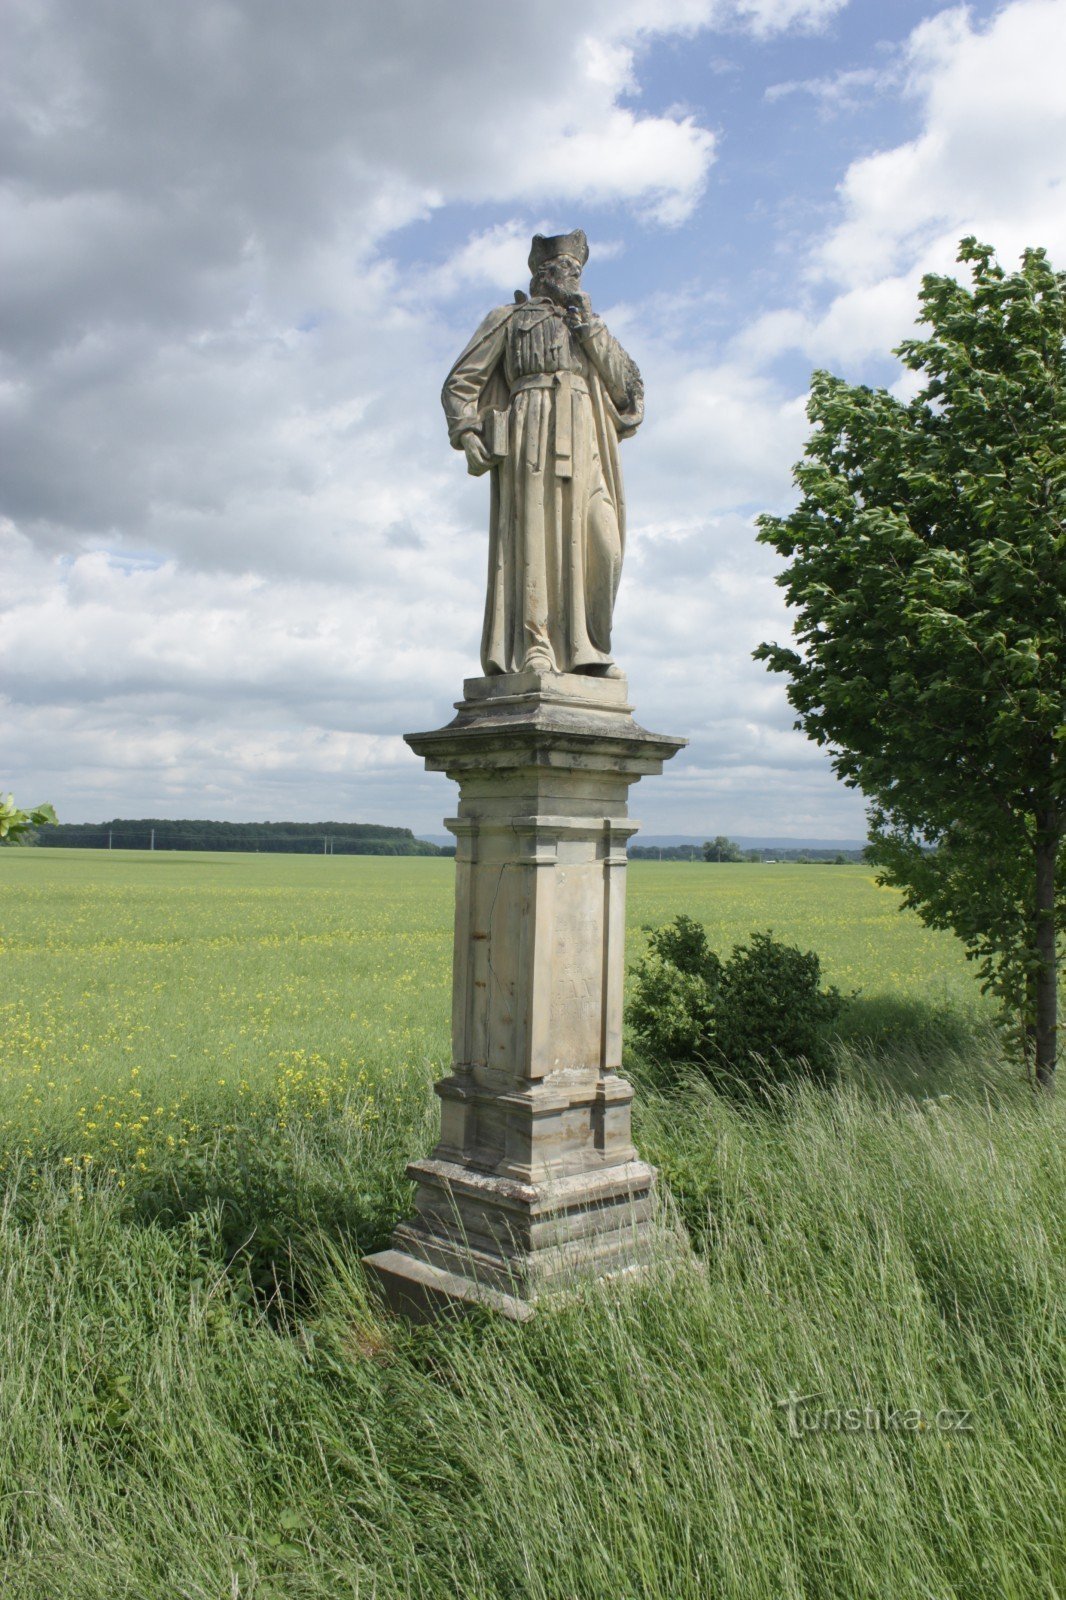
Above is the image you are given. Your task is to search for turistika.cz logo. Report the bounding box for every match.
[776,1392,974,1438]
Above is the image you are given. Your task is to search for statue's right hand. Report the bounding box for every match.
[462,430,494,476]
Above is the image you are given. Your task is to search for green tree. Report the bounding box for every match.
[0,795,57,844]
[702,835,743,863]
[867,816,1037,1059]
[756,239,1065,1086]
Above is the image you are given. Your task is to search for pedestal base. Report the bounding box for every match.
[365,670,685,1320]
[364,1249,538,1323]
[365,1149,657,1320]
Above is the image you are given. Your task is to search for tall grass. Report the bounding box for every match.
[0,1037,1061,1598]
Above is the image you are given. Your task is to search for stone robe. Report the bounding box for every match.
[442,297,644,675]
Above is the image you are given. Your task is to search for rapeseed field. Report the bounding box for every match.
[0,850,983,1176]
[0,853,452,1184]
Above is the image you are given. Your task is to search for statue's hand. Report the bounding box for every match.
[565,292,593,337]
[462,429,494,477]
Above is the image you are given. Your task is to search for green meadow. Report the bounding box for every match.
[0,851,1061,1599]
[0,851,984,1142]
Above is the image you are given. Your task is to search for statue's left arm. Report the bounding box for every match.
[441,306,511,449]
[575,315,645,439]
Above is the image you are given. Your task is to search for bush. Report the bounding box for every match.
[623,914,721,1063]
[715,930,844,1089]
[626,918,844,1093]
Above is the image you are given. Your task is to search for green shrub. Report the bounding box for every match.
[715,929,844,1088]
[626,919,844,1093]
[623,914,721,1062]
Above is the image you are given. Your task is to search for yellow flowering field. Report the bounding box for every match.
[0,851,454,1181]
[0,849,987,1180]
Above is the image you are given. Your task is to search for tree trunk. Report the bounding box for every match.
[1033,812,1058,1088]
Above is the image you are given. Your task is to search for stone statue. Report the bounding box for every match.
[365,229,683,1321]
[442,229,644,679]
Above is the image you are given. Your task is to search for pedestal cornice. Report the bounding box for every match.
[404,670,687,778]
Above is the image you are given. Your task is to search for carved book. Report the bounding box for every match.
[481,408,509,460]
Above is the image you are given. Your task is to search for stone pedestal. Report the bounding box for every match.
[364,670,685,1320]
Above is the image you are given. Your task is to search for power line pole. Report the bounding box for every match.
[150,828,155,852]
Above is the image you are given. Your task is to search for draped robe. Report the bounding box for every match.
[442,297,644,676]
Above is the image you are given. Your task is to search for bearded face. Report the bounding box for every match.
[531,254,584,305]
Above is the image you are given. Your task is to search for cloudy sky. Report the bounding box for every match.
[3,0,1065,840]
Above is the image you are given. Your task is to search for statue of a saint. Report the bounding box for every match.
[442,229,644,678]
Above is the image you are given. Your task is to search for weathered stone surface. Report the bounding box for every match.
[364,670,685,1319]
[440,229,643,677]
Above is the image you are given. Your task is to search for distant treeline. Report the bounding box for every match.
[629,844,867,863]
[35,819,445,856]
[629,845,708,861]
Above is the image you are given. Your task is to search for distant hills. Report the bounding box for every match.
[36,819,445,856]
[419,832,867,855]
[636,835,867,852]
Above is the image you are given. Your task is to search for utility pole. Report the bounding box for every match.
[108,829,112,851]
[150,828,155,851]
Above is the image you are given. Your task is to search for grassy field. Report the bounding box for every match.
[0,851,1061,1599]
[0,851,986,1158]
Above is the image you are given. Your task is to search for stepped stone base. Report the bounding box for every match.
[364,670,685,1320]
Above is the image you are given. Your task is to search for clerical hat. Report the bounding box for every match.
[528,229,589,272]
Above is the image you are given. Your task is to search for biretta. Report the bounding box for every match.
[528,229,589,272]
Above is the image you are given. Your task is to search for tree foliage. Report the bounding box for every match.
[756,239,1065,1083]
[36,818,442,855]
[0,795,57,845]
[702,835,744,862]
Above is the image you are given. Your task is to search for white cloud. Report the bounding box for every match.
[416,221,541,302]
[742,0,1066,372]
[634,360,810,513]
[0,532,476,723]
[0,0,730,580]
[17,0,1058,842]
[0,524,467,824]
[764,64,895,110]
[883,0,1064,263]
[731,0,849,36]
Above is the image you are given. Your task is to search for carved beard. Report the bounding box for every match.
[532,270,580,306]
